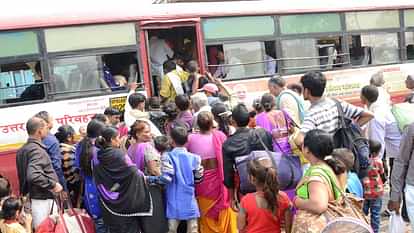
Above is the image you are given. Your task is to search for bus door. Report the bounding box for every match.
[139,18,206,96]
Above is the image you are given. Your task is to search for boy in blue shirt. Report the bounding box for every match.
[147,127,203,233]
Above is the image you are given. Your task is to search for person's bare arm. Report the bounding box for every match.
[295,180,330,214]
[356,110,374,127]
[237,207,247,232]
[284,207,293,233]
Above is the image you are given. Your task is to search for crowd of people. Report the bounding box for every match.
[1,68,414,233]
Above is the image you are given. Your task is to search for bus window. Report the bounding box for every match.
[50,52,138,97]
[349,33,400,66]
[0,61,44,104]
[406,32,414,60]
[264,41,277,75]
[206,41,274,80]
[281,36,342,74]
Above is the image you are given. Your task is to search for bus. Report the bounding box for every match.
[1,0,414,191]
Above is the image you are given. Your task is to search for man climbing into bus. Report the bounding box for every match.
[268,76,305,125]
[160,60,189,103]
[150,34,174,94]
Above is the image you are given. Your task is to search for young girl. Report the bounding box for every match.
[238,159,293,233]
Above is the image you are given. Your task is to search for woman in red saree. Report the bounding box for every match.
[187,111,237,233]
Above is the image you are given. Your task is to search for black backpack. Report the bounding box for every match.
[332,99,369,178]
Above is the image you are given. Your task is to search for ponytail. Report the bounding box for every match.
[248,159,280,215]
[263,167,279,215]
[263,103,273,112]
[260,93,275,112]
[79,137,94,177]
[95,127,118,150]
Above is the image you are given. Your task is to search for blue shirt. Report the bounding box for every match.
[165,147,202,220]
[43,133,67,191]
[347,172,363,198]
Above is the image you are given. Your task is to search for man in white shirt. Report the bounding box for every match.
[149,36,174,78]
[360,85,401,161]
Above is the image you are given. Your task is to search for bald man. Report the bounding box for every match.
[16,117,63,229]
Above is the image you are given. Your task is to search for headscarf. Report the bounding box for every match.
[93,147,152,216]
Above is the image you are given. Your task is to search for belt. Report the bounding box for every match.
[201,158,218,170]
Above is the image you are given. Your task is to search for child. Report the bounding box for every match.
[331,148,363,198]
[0,197,32,233]
[237,159,293,233]
[363,140,384,233]
[148,127,203,233]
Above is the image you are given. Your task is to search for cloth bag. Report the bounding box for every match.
[391,102,414,132]
[235,129,302,194]
[36,197,95,233]
[292,167,369,233]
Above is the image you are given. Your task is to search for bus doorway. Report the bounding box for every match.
[141,20,205,96]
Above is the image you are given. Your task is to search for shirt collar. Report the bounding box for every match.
[27,137,47,149]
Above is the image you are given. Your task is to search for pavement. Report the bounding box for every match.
[379,185,411,233]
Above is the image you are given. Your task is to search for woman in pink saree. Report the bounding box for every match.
[187,111,237,233]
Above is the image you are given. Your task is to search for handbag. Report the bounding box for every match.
[36,195,95,233]
[292,166,369,233]
[234,129,302,194]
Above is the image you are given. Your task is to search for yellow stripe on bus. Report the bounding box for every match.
[0,143,24,152]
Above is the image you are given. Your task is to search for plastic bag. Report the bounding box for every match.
[389,212,405,233]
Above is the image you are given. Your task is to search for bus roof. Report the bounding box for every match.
[1,0,414,30]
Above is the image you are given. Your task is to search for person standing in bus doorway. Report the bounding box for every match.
[16,117,63,229]
[150,33,174,95]
[405,74,414,103]
[268,76,305,126]
[34,111,68,194]
[160,60,189,103]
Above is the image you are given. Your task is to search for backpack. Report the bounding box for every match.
[234,129,302,194]
[332,99,369,179]
[391,102,414,132]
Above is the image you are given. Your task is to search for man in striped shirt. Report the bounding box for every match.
[296,71,374,145]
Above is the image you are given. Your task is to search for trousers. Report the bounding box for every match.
[168,219,198,233]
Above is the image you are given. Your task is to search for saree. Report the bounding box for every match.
[195,130,237,233]
[255,110,292,154]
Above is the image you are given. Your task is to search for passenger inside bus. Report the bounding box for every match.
[207,41,277,79]
[349,34,400,65]
[50,52,138,97]
[147,27,198,96]
[0,62,44,104]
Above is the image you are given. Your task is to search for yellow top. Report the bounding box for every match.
[160,69,189,102]
[0,220,27,233]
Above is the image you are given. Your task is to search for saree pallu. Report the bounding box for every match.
[196,169,237,233]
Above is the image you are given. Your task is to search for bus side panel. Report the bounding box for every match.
[0,93,129,195]
[0,150,19,195]
[223,63,414,106]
